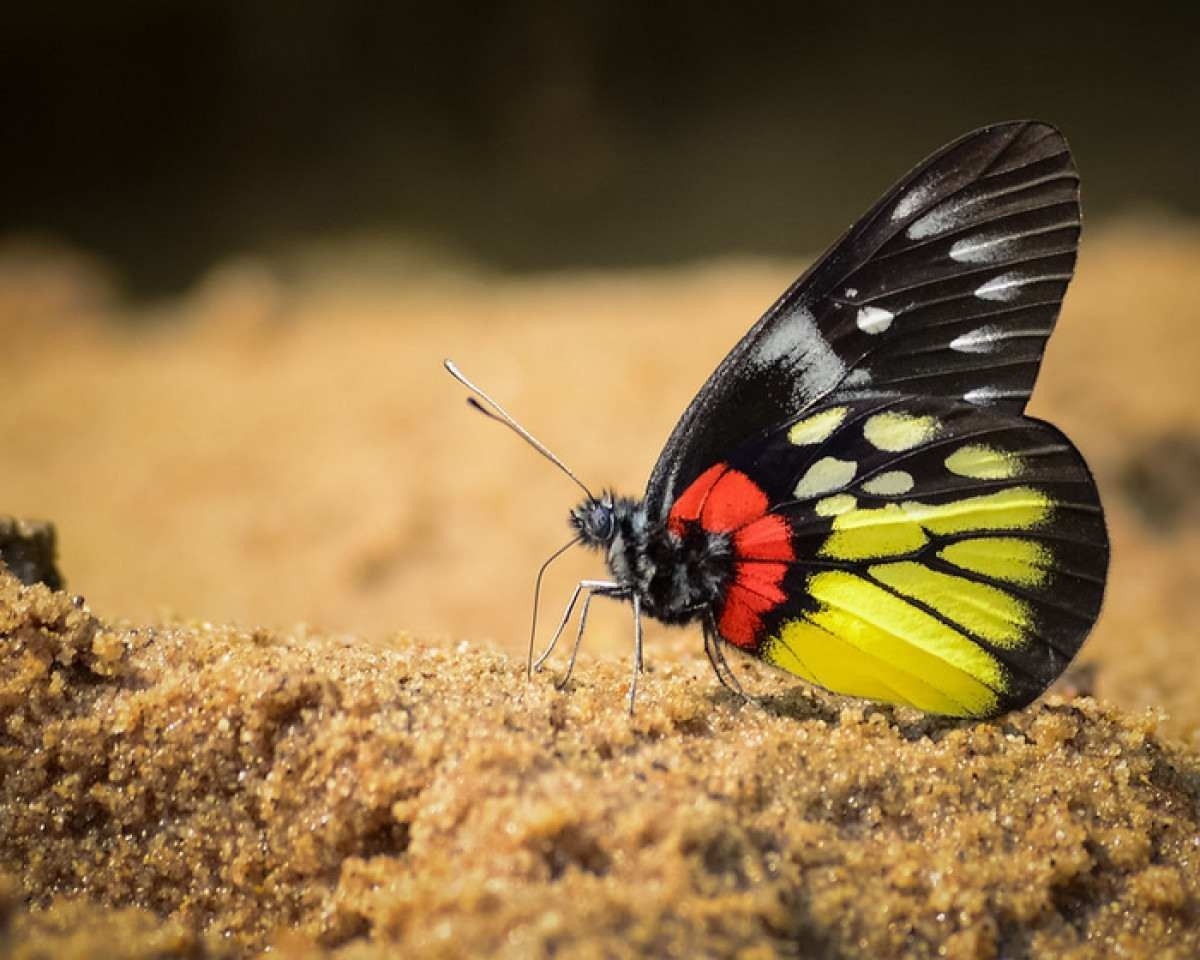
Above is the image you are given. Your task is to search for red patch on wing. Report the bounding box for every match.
[717,587,764,650]
[734,514,793,561]
[667,463,724,536]
[720,578,785,648]
[701,469,769,532]
[668,465,795,650]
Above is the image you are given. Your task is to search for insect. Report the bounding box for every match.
[447,120,1109,719]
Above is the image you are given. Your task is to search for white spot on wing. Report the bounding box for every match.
[835,368,877,399]
[856,305,894,335]
[974,271,1033,302]
[963,386,1026,405]
[950,325,1003,353]
[976,270,1073,303]
[907,199,969,240]
[753,306,846,407]
[795,457,857,499]
[908,174,1077,242]
[951,325,1052,353]
[951,220,1078,264]
[861,470,915,496]
[892,182,934,221]
[815,493,857,517]
[950,234,1018,264]
[788,407,848,446]
[863,411,940,451]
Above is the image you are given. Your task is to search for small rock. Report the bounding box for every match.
[0,517,63,589]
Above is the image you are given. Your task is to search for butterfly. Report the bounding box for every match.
[447,120,1109,719]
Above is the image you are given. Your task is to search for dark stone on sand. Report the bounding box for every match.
[0,517,63,590]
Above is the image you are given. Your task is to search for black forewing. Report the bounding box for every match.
[645,121,1080,519]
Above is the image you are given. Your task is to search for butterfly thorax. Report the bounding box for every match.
[570,494,732,625]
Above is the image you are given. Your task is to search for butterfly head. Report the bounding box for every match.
[569,493,617,547]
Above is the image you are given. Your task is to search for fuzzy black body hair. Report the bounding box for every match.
[570,494,732,625]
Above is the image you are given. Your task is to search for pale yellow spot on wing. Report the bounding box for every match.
[815,493,857,517]
[788,407,848,446]
[869,561,1031,647]
[819,488,1054,561]
[863,411,940,452]
[939,538,1052,587]
[795,457,857,499]
[819,503,928,560]
[861,470,915,496]
[945,444,1023,479]
[902,487,1052,535]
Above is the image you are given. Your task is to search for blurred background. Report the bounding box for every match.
[5,2,1200,295]
[1,3,1198,737]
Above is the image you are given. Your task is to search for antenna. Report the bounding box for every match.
[443,359,595,500]
[527,535,581,678]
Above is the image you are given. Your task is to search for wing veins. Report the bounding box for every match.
[925,556,1099,630]
[977,126,1066,181]
[869,355,1039,388]
[858,260,1074,307]
[895,170,1078,237]
[863,569,1060,682]
[811,591,1005,695]
[973,122,1027,179]
[828,173,1077,308]
[891,330,1053,360]
[938,553,1106,588]
[850,421,1065,480]
[950,529,1106,551]
[861,279,1072,317]
[867,215,1078,267]
[785,615,953,713]
[901,298,1067,330]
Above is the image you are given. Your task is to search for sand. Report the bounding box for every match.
[0,570,1197,959]
[1,221,1199,956]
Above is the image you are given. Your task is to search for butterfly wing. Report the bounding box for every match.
[645,121,1080,520]
[669,396,1107,718]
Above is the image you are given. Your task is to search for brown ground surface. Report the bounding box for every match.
[1,222,1199,956]
[1,573,1198,959]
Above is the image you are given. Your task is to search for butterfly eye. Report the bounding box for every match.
[589,503,615,541]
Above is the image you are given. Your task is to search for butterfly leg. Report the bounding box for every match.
[703,629,734,692]
[531,581,583,673]
[703,617,755,706]
[635,619,645,673]
[557,585,602,689]
[533,579,619,674]
[627,593,644,715]
[701,613,735,691]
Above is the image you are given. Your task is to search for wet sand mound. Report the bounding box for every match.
[2,572,1197,959]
